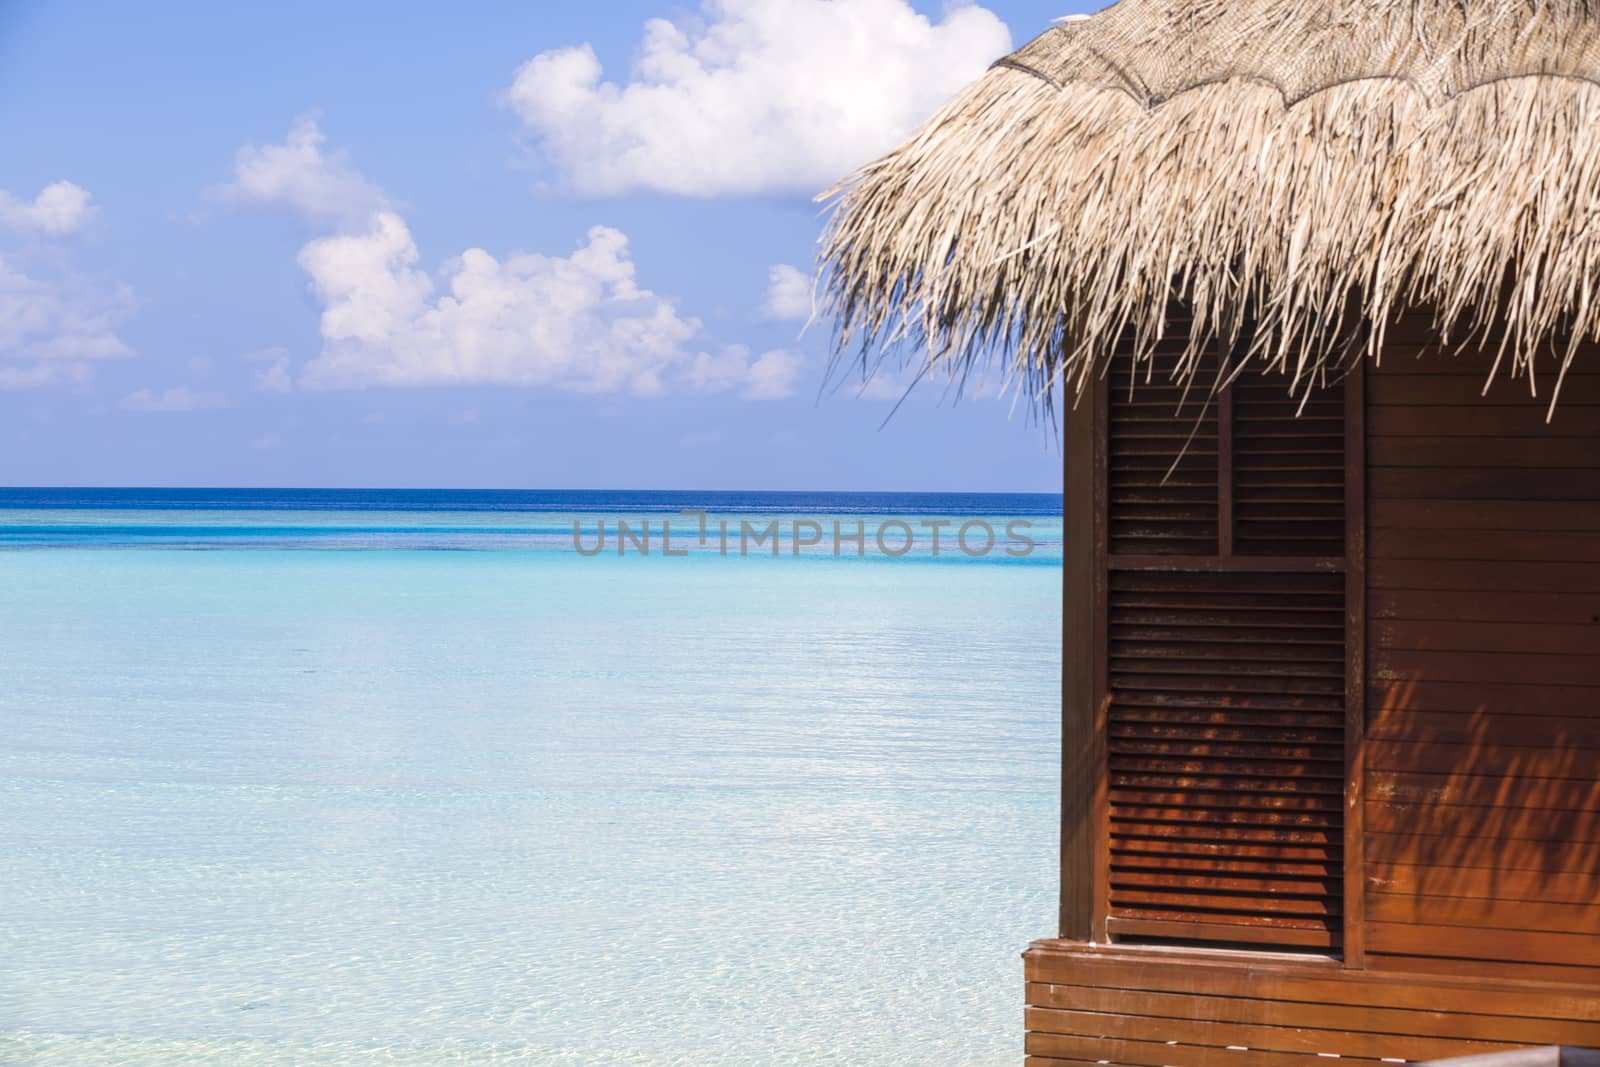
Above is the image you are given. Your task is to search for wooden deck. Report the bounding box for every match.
[1024,941,1600,1067]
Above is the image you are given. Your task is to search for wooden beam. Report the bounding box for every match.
[1091,381,1111,943]
[1107,555,1345,573]
[1060,378,1105,941]
[1343,359,1368,967]
[1218,339,1236,558]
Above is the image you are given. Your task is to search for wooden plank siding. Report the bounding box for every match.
[1023,943,1600,1066]
[1365,312,1600,985]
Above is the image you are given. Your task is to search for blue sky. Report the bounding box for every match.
[0,0,1091,491]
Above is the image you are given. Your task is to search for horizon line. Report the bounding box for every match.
[0,485,1063,496]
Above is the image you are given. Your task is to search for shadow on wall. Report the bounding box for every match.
[1360,336,1600,980]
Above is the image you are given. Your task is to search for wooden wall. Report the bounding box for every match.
[1025,942,1600,1066]
[1365,316,1600,985]
[1036,311,1600,1065]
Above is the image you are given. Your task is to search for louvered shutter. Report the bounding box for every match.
[1234,375,1346,557]
[1100,344,1350,953]
[1108,328,1219,556]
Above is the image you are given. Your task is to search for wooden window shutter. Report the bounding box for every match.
[1233,375,1346,557]
[1099,340,1351,953]
[1107,316,1220,557]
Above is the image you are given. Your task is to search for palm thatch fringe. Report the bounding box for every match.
[818,0,1600,414]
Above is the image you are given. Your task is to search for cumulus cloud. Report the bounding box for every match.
[234,120,801,398]
[243,346,293,393]
[1,178,134,387]
[742,348,805,399]
[0,362,91,390]
[226,115,388,227]
[763,263,812,321]
[118,384,229,412]
[505,0,1011,196]
[686,345,804,399]
[298,215,705,393]
[0,181,95,235]
[0,254,133,387]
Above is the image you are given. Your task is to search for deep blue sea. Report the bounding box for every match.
[0,489,1062,1066]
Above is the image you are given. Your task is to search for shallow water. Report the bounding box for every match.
[0,494,1060,1066]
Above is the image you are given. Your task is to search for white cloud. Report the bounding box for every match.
[0,181,94,234]
[743,348,804,399]
[1,179,134,387]
[243,346,293,393]
[118,384,229,412]
[226,115,388,227]
[763,263,812,321]
[0,362,91,390]
[505,0,1011,196]
[234,120,799,399]
[297,215,702,393]
[687,344,803,399]
[0,254,133,387]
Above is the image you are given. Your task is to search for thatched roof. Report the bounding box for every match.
[819,0,1600,411]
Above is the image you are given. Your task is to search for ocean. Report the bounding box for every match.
[0,489,1062,1066]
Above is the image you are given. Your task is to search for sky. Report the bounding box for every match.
[0,0,1093,491]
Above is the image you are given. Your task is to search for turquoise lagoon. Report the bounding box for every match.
[0,491,1061,1066]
